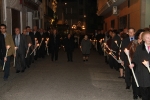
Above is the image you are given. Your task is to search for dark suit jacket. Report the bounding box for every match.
[38,33,46,48]
[13,34,27,54]
[0,33,6,60]
[29,31,40,45]
[64,37,75,52]
[50,34,60,50]
[132,43,150,87]
[111,35,121,57]
[120,37,131,66]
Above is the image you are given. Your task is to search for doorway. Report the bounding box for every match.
[12,9,20,35]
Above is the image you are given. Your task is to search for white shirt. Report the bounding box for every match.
[145,43,150,53]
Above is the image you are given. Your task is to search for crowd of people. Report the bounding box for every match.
[0,23,150,100]
[94,27,150,100]
[0,24,81,81]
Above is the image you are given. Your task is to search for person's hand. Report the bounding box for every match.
[129,64,134,69]
[4,57,7,62]
[14,54,16,58]
[121,61,124,66]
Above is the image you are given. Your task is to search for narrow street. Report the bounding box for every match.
[0,49,133,100]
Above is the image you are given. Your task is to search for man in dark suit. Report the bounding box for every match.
[0,33,6,67]
[13,28,27,73]
[23,29,32,68]
[32,26,40,60]
[64,34,75,62]
[38,28,46,58]
[50,29,60,61]
[109,30,121,71]
[1,24,15,81]
[121,28,135,88]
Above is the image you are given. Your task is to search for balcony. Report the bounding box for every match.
[97,0,126,16]
[22,0,42,10]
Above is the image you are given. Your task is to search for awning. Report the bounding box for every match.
[97,0,126,16]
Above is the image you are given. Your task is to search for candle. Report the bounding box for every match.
[124,48,139,87]
[142,60,150,73]
[30,44,39,55]
[38,38,44,49]
[25,43,32,58]
[13,47,18,67]
[114,40,119,47]
[3,45,11,70]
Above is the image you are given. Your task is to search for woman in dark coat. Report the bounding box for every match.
[64,34,75,62]
[127,29,144,99]
[130,31,150,100]
[81,35,91,61]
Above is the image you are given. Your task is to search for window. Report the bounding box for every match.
[119,15,127,29]
[128,14,130,28]
[111,20,115,28]
[79,9,83,15]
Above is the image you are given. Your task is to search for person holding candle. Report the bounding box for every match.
[23,29,33,68]
[0,32,6,68]
[26,26,34,63]
[108,30,121,71]
[13,28,27,73]
[38,28,46,58]
[129,31,150,100]
[126,29,144,99]
[32,26,40,60]
[120,27,136,90]
[0,24,15,81]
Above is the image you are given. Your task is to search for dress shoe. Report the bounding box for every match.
[21,69,25,73]
[138,95,142,98]
[27,65,30,68]
[126,86,130,89]
[133,95,138,100]
[3,78,8,81]
[16,70,20,73]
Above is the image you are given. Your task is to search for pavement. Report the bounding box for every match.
[0,48,134,100]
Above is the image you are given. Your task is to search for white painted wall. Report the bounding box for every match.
[145,0,150,27]
[27,12,33,28]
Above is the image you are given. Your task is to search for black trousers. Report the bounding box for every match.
[51,47,58,61]
[25,49,31,67]
[15,51,26,71]
[3,56,10,79]
[38,46,45,58]
[67,51,73,61]
[125,66,132,86]
[97,44,103,55]
[132,76,140,96]
[108,56,119,71]
[140,87,150,100]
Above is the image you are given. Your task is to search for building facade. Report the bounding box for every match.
[97,0,150,31]
[56,0,86,34]
[0,0,54,34]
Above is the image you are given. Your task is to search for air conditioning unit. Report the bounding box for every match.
[113,6,117,14]
[33,11,40,19]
